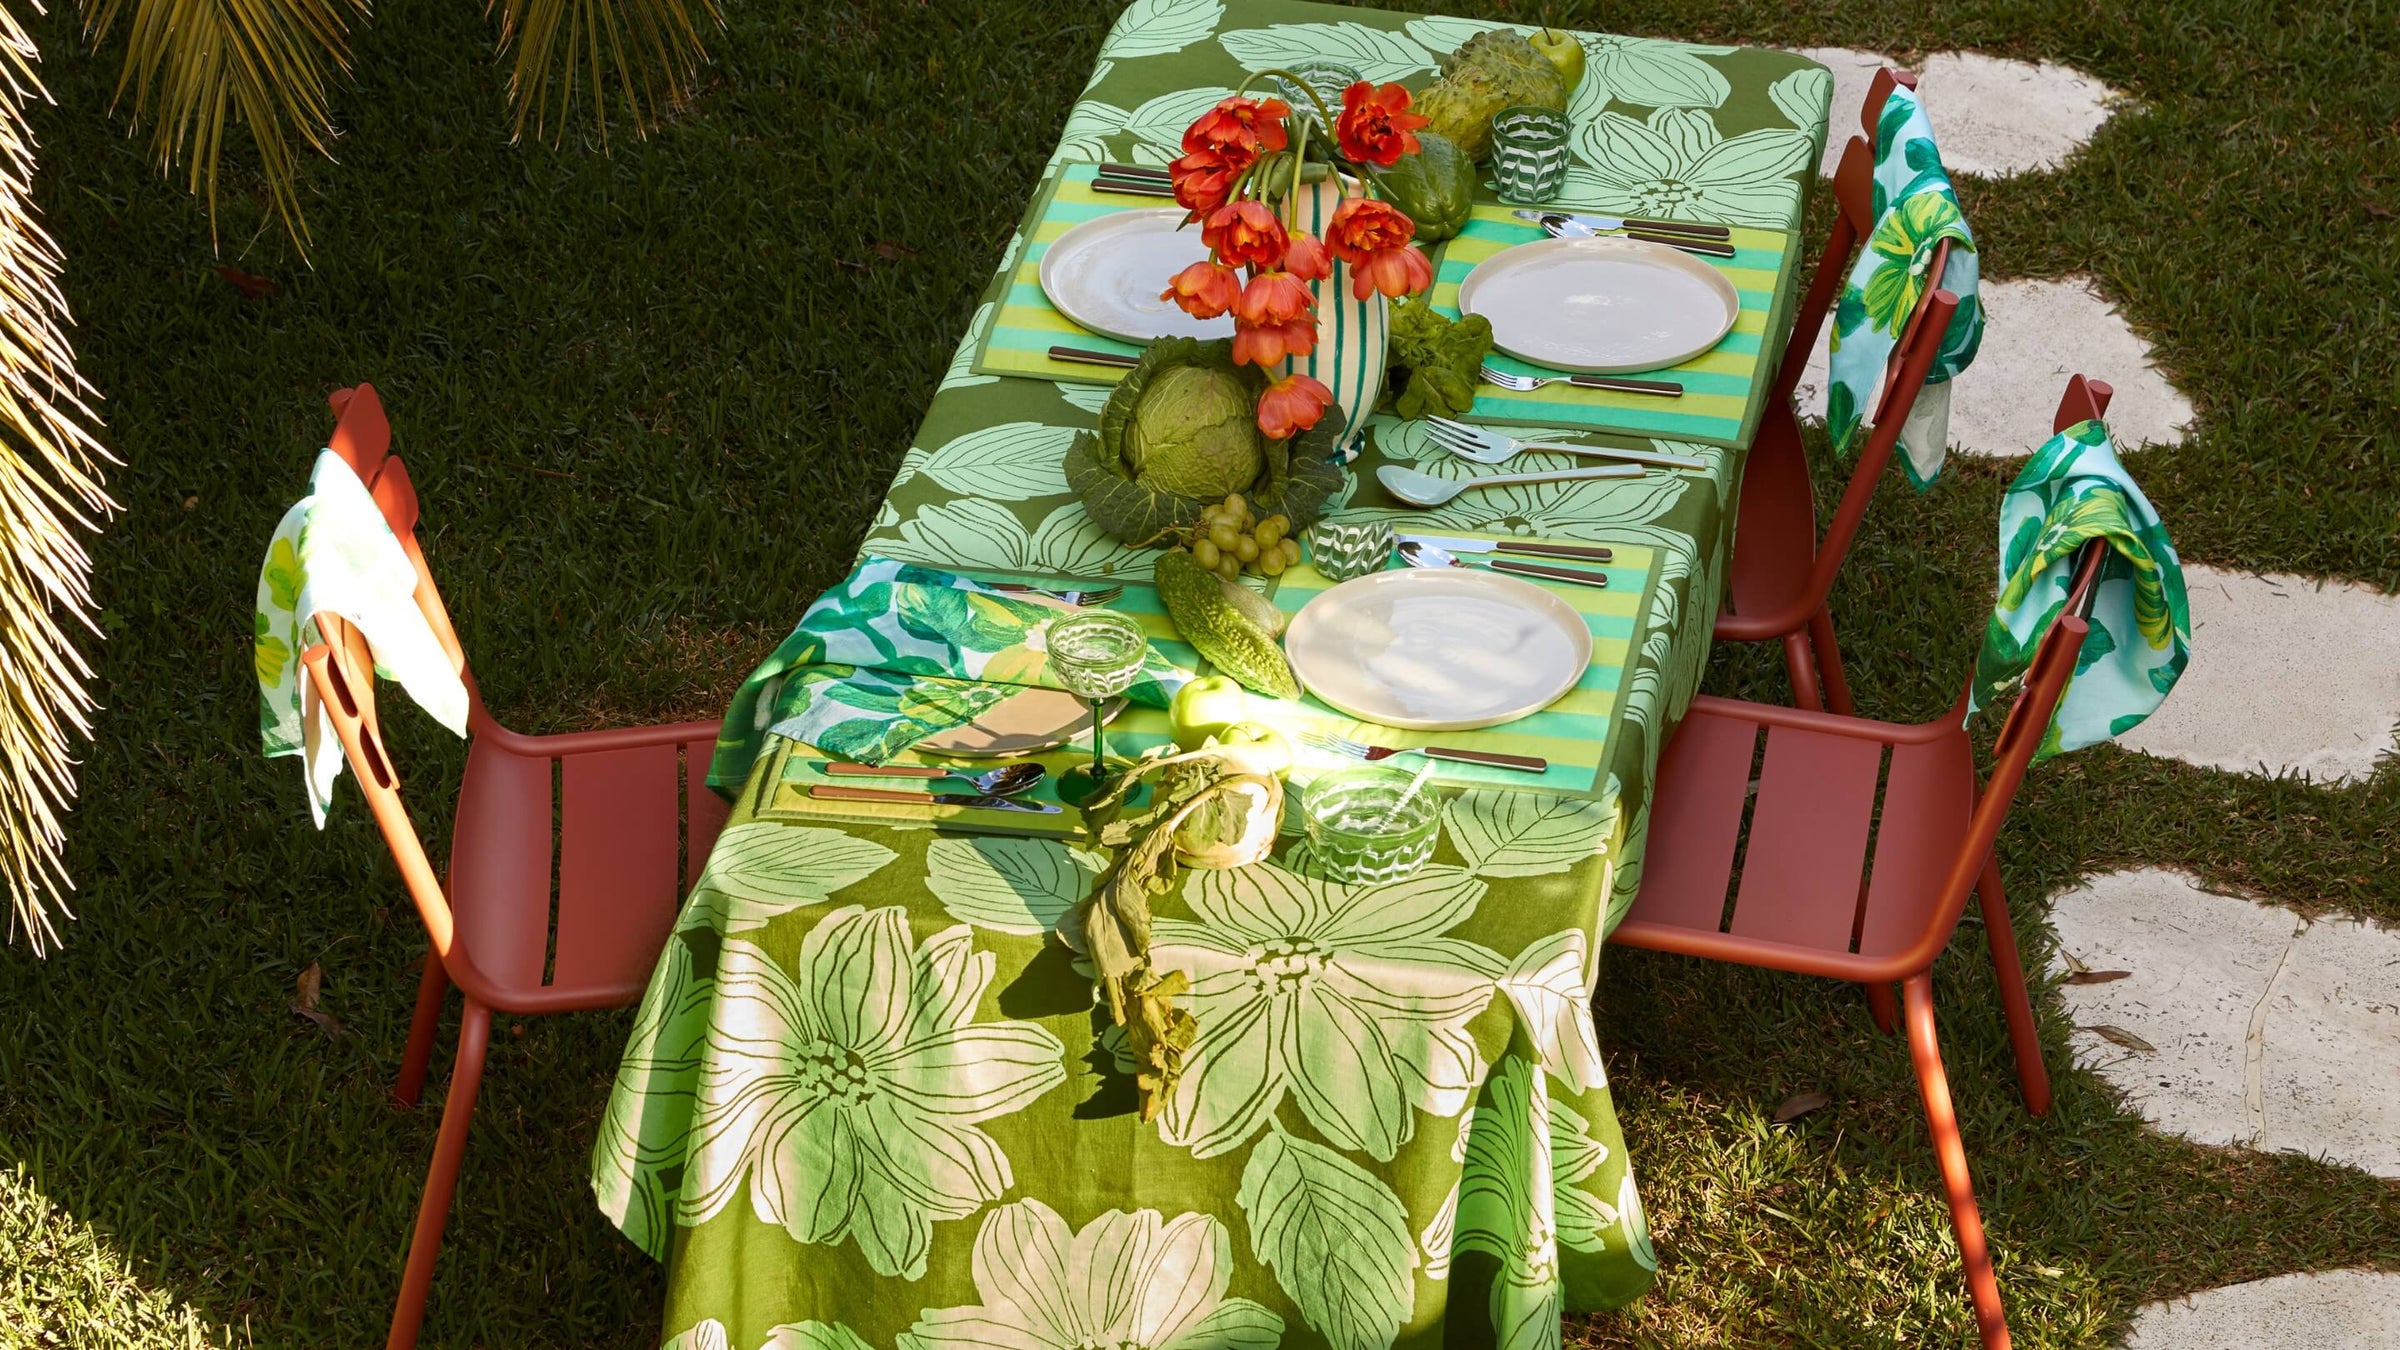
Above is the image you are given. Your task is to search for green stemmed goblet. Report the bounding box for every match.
[1043,610,1152,806]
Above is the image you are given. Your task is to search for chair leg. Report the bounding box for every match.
[1864,981,1899,1034]
[1901,975,2012,1350]
[1975,854,2053,1117]
[394,951,449,1109]
[1782,630,1826,711]
[1809,605,1855,717]
[387,999,491,1350]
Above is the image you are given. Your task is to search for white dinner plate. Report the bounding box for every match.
[1039,209,1235,345]
[1283,569,1593,731]
[1458,236,1740,374]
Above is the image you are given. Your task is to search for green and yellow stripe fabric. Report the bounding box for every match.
[1427,205,1799,448]
[972,163,1168,383]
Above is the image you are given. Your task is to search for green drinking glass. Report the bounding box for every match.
[1043,610,1152,806]
[1490,105,1572,205]
[1302,765,1442,884]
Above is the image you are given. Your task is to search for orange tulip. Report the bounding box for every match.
[1184,96,1292,157]
[1257,373,1335,439]
[1202,200,1290,271]
[1231,316,1318,368]
[1169,147,1248,217]
[1324,196,1416,264]
[1282,230,1333,282]
[1160,260,1242,319]
[1335,81,1428,168]
[1351,242,1434,300]
[1234,269,1314,326]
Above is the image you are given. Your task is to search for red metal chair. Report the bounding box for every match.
[296,384,728,1350]
[1720,68,1957,715]
[1617,375,2117,1349]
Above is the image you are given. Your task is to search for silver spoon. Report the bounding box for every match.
[820,761,1048,796]
[1377,462,1642,508]
[1398,539,1612,590]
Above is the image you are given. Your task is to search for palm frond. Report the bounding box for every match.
[0,4,119,953]
[490,0,722,145]
[80,0,368,250]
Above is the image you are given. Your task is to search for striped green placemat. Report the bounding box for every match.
[1428,204,1797,448]
[970,162,1172,384]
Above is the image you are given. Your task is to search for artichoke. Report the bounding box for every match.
[1066,337,1346,545]
[1415,30,1571,161]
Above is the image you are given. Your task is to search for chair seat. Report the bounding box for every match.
[444,720,727,1008]
[1721,401,1821,629]
[1614,697,1975,980]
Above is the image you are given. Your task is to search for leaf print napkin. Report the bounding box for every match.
[1826,84,1984,489]
[708,555,1190,792]
[1968,419,2190,756]
[256,450,468,826]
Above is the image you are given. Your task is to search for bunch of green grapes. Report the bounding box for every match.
[1184,493,1303,581]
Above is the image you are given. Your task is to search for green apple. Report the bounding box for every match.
[1213,722,1295,779]
[1171,675,1250,751]
[1529,27,1586,92]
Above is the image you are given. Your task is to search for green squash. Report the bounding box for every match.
[1373,132,1475,243]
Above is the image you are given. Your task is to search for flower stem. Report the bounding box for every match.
[1234,68,1339,132]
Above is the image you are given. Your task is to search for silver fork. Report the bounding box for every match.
[1480,364,1684,399]
[986,581,1125,606]
[1421,415,1710,471]
[1301,730,1548,774]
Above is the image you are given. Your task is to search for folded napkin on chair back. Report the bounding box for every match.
[256,450,468,824]
[1969,418,2189,756]
[1827,83,1984,489]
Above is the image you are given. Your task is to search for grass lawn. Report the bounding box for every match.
[1,0,2394,1346]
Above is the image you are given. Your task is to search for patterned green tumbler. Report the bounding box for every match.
[1491,105,1572,205]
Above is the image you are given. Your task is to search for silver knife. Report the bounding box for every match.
[809,785,1063,814]
[1532,214,1738,259]
[1396,533,1615,563]
[1510,208,1731,240]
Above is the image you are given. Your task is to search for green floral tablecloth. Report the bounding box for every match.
[593,4,1828,1348]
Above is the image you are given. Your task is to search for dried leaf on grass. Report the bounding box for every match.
[291,962,341,1038]
[214,266,280,298]
[1773,1090,1833,1124]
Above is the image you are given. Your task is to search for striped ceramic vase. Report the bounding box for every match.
[1278,175,1387,461]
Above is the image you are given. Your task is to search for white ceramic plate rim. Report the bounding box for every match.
[1458,235,1740,374]
[1283,569,1593,731]
[1038,209,1234,345]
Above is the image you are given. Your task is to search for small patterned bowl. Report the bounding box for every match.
[1306,520,1394,583]
[1490,104,1572,204]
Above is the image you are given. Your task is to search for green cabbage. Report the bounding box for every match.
[1066,337,1347,545]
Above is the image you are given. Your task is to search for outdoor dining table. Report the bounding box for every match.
[593,3,1830,1347]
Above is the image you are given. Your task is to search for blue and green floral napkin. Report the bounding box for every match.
[1969,419,2189,756]
[256,450,468,825]
[708,556,1188,792]
[1827,85,1984,488]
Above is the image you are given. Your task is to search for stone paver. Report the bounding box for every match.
[2048,869,2400,1179]
[1916,52,2120,178]
[1794,276,2194,458]
[2118,565,2400,783]
[1787,48,2122,178]
[2124,1270,2400,1349]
